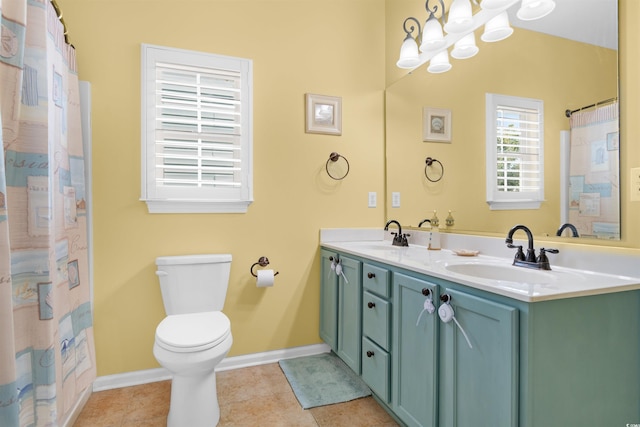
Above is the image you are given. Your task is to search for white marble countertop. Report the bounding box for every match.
[320,229,640,303]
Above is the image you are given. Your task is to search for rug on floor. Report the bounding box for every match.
[278,352,371,409]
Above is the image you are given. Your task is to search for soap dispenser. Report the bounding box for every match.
[428,210,441,251]
[445,210,455,228]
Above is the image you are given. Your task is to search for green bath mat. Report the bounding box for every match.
[279,352,371,409]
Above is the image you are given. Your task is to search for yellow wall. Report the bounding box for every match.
[57,0,386,376]
[56,0,640,377]
[385,30,617,236]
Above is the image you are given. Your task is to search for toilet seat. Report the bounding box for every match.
[155,311,231,353]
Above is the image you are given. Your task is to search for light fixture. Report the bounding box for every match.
[397,0,556,73]
[451,32,479,59]
[444,0,474,34]
[481,11,513,42]
[428,50,452,73]
[420,0,446,51]
[517,0,556,21]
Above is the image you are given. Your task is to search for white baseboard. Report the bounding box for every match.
[93,343,331,392]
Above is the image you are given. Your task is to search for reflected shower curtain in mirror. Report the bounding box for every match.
[0,1,96,426]
[568,102,620,239]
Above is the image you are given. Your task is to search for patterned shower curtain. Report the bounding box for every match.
[0,1,96,426]
[568,101,620,239]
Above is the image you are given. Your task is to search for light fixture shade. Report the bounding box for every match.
[517,0,556,21]
[427,50,452,73]
[396,36,421,69]
[420,17,446,51]
[444,0,473,34]
[479,0,513,10]
[451,32,479,59]
[481,11,514,42]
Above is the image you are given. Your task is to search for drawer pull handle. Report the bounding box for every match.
[367,302,376,309]
[367,272,376,279]
[422,288,430,296]
[366,350,374,358]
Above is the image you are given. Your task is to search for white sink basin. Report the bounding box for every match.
[444,262,572,285]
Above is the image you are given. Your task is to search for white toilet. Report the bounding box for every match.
[153,254,233,427]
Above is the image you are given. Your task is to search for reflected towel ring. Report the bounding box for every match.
[424,157,444,182]
[326,152,350,180]
[250,256,280,277]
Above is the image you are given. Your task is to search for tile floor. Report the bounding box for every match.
[74,362,400,426]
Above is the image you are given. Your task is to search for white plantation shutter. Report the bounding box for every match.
[141,45,253,213]
[486,94,544,210]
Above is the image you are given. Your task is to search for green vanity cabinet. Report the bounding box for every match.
[438,288,518,427]
[362,262,393,403]
[392,274,518,427]
[319,247,640,427]
[319,249,362,373]
[392,273,439,427]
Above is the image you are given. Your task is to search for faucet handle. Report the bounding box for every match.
[508,244,525,261]
[537,247,559,262]
[536,248,558,270]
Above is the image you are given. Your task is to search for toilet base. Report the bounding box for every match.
[154,332,233,427]
[168,370,220,427]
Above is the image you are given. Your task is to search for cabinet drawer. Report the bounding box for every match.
[363,263,390,297]
[363,291,391,351]
[362,337,391,403]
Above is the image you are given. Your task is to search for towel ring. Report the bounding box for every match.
[250,256,280,277]
[424,157,444,182]
[326,152,350,180]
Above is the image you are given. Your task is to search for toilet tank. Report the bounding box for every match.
[155,254,232,315]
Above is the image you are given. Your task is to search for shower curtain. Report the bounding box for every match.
[0,1,96,426]
[568,101,620,239]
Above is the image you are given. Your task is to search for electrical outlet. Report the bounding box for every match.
[368,192,377,208]
[392,192,401,208]
[631,167,640,202]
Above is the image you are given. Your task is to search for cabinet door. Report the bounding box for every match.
[438,288,518,427]
[337,256,362,374]
[319,250,338,351]
[392,273,438,427]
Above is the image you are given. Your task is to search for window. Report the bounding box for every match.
[141,44,253,213]
[485,93,544,210]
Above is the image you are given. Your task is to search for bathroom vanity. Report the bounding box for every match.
[319,233,640,427]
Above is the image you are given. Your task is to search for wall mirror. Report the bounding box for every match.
[385,0,619,241]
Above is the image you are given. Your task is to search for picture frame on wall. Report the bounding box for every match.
[423,107,452,143]
[305,93,342,135]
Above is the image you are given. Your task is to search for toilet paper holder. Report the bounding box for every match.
[250,256,280,277]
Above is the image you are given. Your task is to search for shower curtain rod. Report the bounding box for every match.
[50,0,70,45]
[565,97,618,118]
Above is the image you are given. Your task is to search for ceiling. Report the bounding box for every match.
[508,0,618,50]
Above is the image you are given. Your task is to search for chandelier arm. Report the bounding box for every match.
[402,16,422,40]
[425,0,446,25]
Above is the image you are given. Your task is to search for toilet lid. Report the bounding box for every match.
[155,311,231,353]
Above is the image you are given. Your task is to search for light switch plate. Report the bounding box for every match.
[368,192,377,208]
[392,192,401,208]
[631,167,640,202]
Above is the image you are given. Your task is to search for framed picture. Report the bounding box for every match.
[305,93,342,135]
[423,107,452,143]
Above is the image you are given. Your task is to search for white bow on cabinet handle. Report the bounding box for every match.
[439,294,473,349]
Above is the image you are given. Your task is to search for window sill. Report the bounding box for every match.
[142,199,252,214]
[486,200,542,211]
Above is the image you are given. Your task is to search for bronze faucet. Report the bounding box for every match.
[384,220,409,247]
[505,224,558,270]
[556,223,579,237]
[418,219,431,228]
